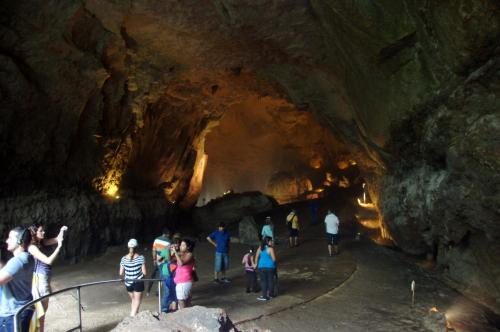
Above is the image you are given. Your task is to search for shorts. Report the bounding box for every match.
[125,280,145,293]
[33,273,52,298]
[289,228,299,237]
[175,282,193,300]
[327,233,339,245]
[215,252,229,272]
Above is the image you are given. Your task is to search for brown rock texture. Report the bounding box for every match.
[111,307,243,332]
[192,192,276,234]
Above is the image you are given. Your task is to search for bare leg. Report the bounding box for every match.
[289,237,293,248]
[38,298,50,332]
[131,292,143,316]
[127,292,134,316]
[328,244,332,256]
[178,299,186,309]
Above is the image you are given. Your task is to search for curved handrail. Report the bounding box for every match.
[14,278,163,332]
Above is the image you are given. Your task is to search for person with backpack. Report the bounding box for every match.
[286,209,300,247]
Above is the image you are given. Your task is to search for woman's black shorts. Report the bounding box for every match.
[125,280,145,293]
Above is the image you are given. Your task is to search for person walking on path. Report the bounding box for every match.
[28,224,68,332]
[0,227,35,332]
[119,239,146,317]
[255,236,276,301]
[206,222,231,283]
[286,210,300,247]
[172,239,196,309]
[241,248,258,293]
[261,217,274,242]
[324,210,340,256]
[147,228,171,296]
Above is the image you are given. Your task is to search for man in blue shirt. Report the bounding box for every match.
[0,227,35,332]
[206,222,231,283]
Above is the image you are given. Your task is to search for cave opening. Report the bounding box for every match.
[199,93,353,206]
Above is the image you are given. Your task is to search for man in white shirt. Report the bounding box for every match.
[324,210,340,256]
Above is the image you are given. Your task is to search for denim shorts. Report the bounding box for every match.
[215,252,229,272]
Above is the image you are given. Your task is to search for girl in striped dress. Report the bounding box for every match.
[119,239,147,317]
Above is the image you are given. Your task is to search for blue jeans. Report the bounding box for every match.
[259,268,276,298]
[215,252,229,272]
[161,275,176,312]
[160,263,177,313]
[0,309,33,332]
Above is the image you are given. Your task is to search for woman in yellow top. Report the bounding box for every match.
[286,209,299,247]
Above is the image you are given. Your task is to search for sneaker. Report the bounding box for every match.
[213,278,221,284]
[221,278,231,283]
[257,296,269,301]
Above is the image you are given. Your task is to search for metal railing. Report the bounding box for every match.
[14,278,163,332]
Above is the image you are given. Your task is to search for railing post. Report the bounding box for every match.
[158,279,161,313]
[77,286,83,332]
[14,310,20,332]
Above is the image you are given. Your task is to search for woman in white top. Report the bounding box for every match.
[119,239,147,317]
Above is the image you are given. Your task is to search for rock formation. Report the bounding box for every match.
[192,192,276,233]
[112,307,241,332]
[1,0,499,312]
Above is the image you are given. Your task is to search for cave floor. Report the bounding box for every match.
[46,222,499,331]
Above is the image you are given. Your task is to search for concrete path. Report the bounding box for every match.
[45,219,499,331]
[46,223,356,331]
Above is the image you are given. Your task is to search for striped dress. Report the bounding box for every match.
[120,255,145,286]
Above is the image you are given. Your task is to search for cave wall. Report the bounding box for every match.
[380,59,500,309]
[0,0,499,310]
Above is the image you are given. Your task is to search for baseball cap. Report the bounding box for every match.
[127,238,138,248]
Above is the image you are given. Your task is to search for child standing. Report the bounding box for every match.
[241,248,258,293]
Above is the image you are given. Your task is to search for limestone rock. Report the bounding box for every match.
[192,192,276,233]
[238,216,260,246]
[111,307,241,332]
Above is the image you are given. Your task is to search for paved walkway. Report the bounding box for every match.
[45,214,500,331]
[46,222,356,331]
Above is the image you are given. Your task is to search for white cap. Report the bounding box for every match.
[127,238,138,248]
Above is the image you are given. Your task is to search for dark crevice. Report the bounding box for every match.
[378,32,417,64]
